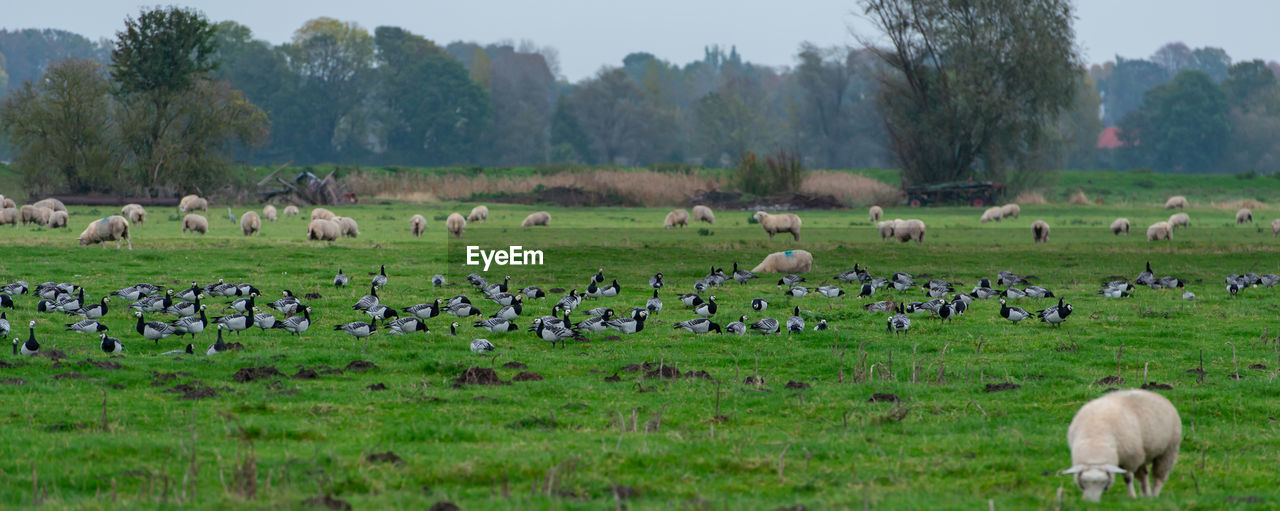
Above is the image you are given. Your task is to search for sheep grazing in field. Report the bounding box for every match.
[521,211,551,227]
[877,219,901,240]
[307,219,341,241]
[1236,208,1252,224]
[446,212,466,238]
[753,211,802,241]
[692,205,715,224]
[1032,220,1050,243]
[283,205,300,216]
[1000,203,1020,219]
[750,249,813,274]
[121,204,146,226]
[868,205,883,222]
[664,209,689,229]
[182,214,209,235]
[240,211,261,236]
[410,214,427,237]
[1110,218,1130,235]
[467,205,488,223]
[1272,219,1280,237]
[334,216,359,238]
[20,205,53,226]
[48,210,68,228]
[1164,196,1188,209]
[1146,221,1172,241]
[980,207,1003,223]
[894,219,926,243]
[178,195,208,213]
[263,204,278,222]
[1063,389,1181,502]
[0,194,14,209]
[1167,212,1189,229]
[33,197,66,212]
[311,207,336,221]
[78,215,132,249]
[0,207,17,226]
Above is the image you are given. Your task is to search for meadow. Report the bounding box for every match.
[0,199,1279,510]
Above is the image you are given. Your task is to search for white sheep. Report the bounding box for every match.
[182,214,209,235]
[753,211,802,241]
[1000,203,1020,219]
[664,209,689,229]
[521,211,551,227]
[78,216,132,249]
[1063,389,1181,502]
[1146,221,1172,241]
[980,207,1003,223]
[33,198,66,212]
[446,213,466,238]
[692,205,715,224]
[1272,219,1280,237]
[48,210,68,228]
[877,219,901,240]
[468,205,489,223]
[894,219,926,243]
[178,195,208,213]
[750,249,813,274]
[0,197,15,209]
[0,207,17,226]
[283,205,300,216]
[240,211,261,236]
[20,205,52,226]
[868,205,883,222]
[307,219,341,241]
[122,204,146,226]
[1167,213,1189,229]
[1236,208,1252,224]
[334,216,359,238]
[263,204,278,222]
[1032,220,1050,243]
[410,214,427,237]
[1110,218,1130,235]
[1164,196,1187,209]
[311,207,336,221]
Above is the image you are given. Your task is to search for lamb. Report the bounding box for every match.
[1164,196,1188,209]
[1236,208,1252,224]
[877,219,901,240]
[263,204,278,222]
[1167,212,1189,229]
[48,210,68,228]
[446,212,466,238]
[178,195,208,213]
[664,209,689,229]
[750,249,813,274]
[121,204,146,226]
[78,215,132,249]
[33,198,66,212]
[307,219,341,241]
[283,205,300,216]
[1110,218,1130,235]
[334,216,359,238]
[980,207,1003,223]
[240,211,261,236]
[1032,220,1050,243]
[467,205,489,223]
[0,207,17,226]
[1146,221,1172,241]
[182,214,209,235]
[753,211,802,241]
[692,205,715,224]
[1062,389,1181,502]
[894,219,926,243]
[311,207,336,221]
[410,214,427,237]
[521,211,551,227]
[1000,203,1021,219]
[868,205,883,222]
[1273,219,1280,237]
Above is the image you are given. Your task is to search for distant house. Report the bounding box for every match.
[1096,126,1124,149]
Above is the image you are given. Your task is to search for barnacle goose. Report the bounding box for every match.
[432,274,446,287]
[911,299,946,315]
[449,321,460,336]
[1135,262,1156,287]
[535,318,579,347]
[817,286,845,298]
[859,282,875,298]
[170,305,209,337]
[937,301,956,322]
[1182,292,1196,300]
[227,294,256,314]
[680,293,703,307]
[366,304,398,323]
[996,271,1028,287]
[100,333,123,354]
[556,289,582,312]
[1002,287,1027,300]
[55,288,86,313]
[785,286,809,298]
[206,325,230,355]
[3,281,29,295]
[268,290,302,314]
[751,298,768,312]
[886,304,910,334]
[725,315,747,335]
[813,319,829,331]
[275,307,312,335]
[352,284,379,311]
[65,319,108,333]
[111,285,149,302]
[334,269,349,287]
[1024,286,1055,299]
[471,338,496,353]
[71,296,109,319]
[166,292,202,317]
[520,286,546,299]
[693,296,717,317]
[491,295,524,320]
[372,264,388,289]
[777,274,805,288]
[447,295,472,307]
[131,289,174,313]
[584,307,613,317]
[786,306,804,332]
[646,290,663,314]
[970,287,1001,300]
[749,317,780,334]
[0,294,16,310]
[1259,274,1280,288]
[650,273,664,289]
[16,321,39,355]
[870,277,890,290]
[585,280,603,298]
[731,262,757,285]
[175,282,202,301]
[1098,285,1132,298]
[386,317,429,334]
[601,279,621,297]
[158,344,194,356]
[403,300,441,320]
[335,321,376,338]
[674,318,722,334]
[1037,298,1072,326]
[863,299,895,313]
[1155,276,1184,289]
[575,310,613,332]
[483,276,511,297]
[924,282,951,298]
[135,312,177,344]
[446,302,482,317]
[0,312,8,338]
[213,311,252,334]
[252,310,278,330]
[1227,282,1241,298]
[604,310,646,334]
[591,268,605,285]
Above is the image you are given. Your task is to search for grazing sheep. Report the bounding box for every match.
[0,197,15,209]
[410,214,427,237]
[1000,203,1021,219]
[1272,219,1280,237]
[311,207,336,221]
[1167,212,1189,229]
[753,211,802,241]
[33,198,66,212]
[750,249,813,274]
[521,211,551,227]
[178,195,208,213]
[263,204,278,222]
[664,209,689,229]
[1063,389,1181,502]
[0,207,17,226]
[283,205,300,216]
[1032,220,1050,243]
[877,219,901,240]
[240,211,261,236]
[467,205,489,223]
[1236,208,1252,224]
[48,210,68,228]
[692,205,715,224]
[1110,218,1130,235]
[334,216,359,238]
[446,212,466,238]
[980,207,1003,223]
[868,205,883,222]
[122,204,146,226]
[1146,221,1172,241]
[182,214,209,235]
[894,219,926,243]
[20,205,52,226]
[78,215,132,249]
[307,219,341,241]
[1164,196,1188,209]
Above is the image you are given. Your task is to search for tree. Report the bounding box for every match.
[1221,60,1280,172]
[279,18,374,162]
[1098,57,1168,125]
[565,68,676,165]
[1054,73,1104,169]
[861,0,1079,185]
[0,29,108,92]
[790,44,885,168]
[1119,71,1229,172]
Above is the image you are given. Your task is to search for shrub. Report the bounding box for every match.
[733,150,805,196]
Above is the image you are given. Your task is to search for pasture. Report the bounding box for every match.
[0,200,1278,510]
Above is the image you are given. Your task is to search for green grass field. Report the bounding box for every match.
[1,201,1279,510]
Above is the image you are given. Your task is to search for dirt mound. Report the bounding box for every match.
[37,350,67,360]
[303,494,351,511]
[166,381,218,400]
[232,366,284,383]
[684,370,714,381]
[292,369,319,380]
[304,292,323,300]
[1096,375,1124,385]
[53,372,86,380]
[609,485,640,500]
[366,451,403,464]
[621,364,643,373]
[0,360,21,368]
[344,360,378,372]
[604,372,622,383]
[366,383,388,391]
[428,502,460,511]
[646,366,680,379]
[1140,382,1174,390]
[84,359,122,370]
[481,186,621,208]
[512,371,543,381]
[983,382,1021,392]
[502,361,527,369]
[869,393,900,403]
[784,380,811,390]
[453,367,508,386]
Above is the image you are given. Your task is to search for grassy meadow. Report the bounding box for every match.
[0,199,1279,510]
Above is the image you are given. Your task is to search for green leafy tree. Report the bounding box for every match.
[1119,71,1230,172]
[1098,58,1168,125]
[1221,60,1280,172]
[564,68,676,165]
[279,18,375,162]
[1054,73,1104,169]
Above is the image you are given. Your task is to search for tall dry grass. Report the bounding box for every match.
[1067,189,1091,205]
[344,170,722,207]
[799,171,900,207]
[1014,191,1048,205]
[1210,198,1269,210]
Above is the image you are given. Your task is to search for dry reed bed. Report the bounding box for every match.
[799,171,900,207]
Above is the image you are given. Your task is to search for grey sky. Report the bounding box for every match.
[6,0,1277,81]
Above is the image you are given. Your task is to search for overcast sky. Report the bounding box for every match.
[4,0,1276,81]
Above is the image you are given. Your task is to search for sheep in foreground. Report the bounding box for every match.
[307,219,341,241]
[521,211,551,227]
[868,205,883,222]
[753,211,802,241]
[33,198,67,212]
[1032,220,1050,243]
[182,214,209,235]
[410,214,427,237]
[283,205,300,216]
[48,211,68,228]
[1063,389,1181,502]
[240,211,261,236]
[334,216,359,238]
[1272,219,1280,237]
[122,204,146,226]
[1000,203,1020,219]
[750,249,813,274]
[692,205,715,224]
[178,195,208,213]
[664,209,689,229]
[1164,196,1188,209]
[1146,221,1172,241]
[311,207,336,221]
[1167,212,1189,229]
[877,219,901,240]
[78,215,132,249]
[0,207,16,226]
[1236,208,1252,224]
[894,219,926,243]
[1110,218,1130,235]
[263,204,278,222]
[980,207,1003,223]
[467,205,488,223]
[20,205,52,226]
[446,213,466,238]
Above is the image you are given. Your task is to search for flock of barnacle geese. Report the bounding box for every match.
[0,258,1246,358]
